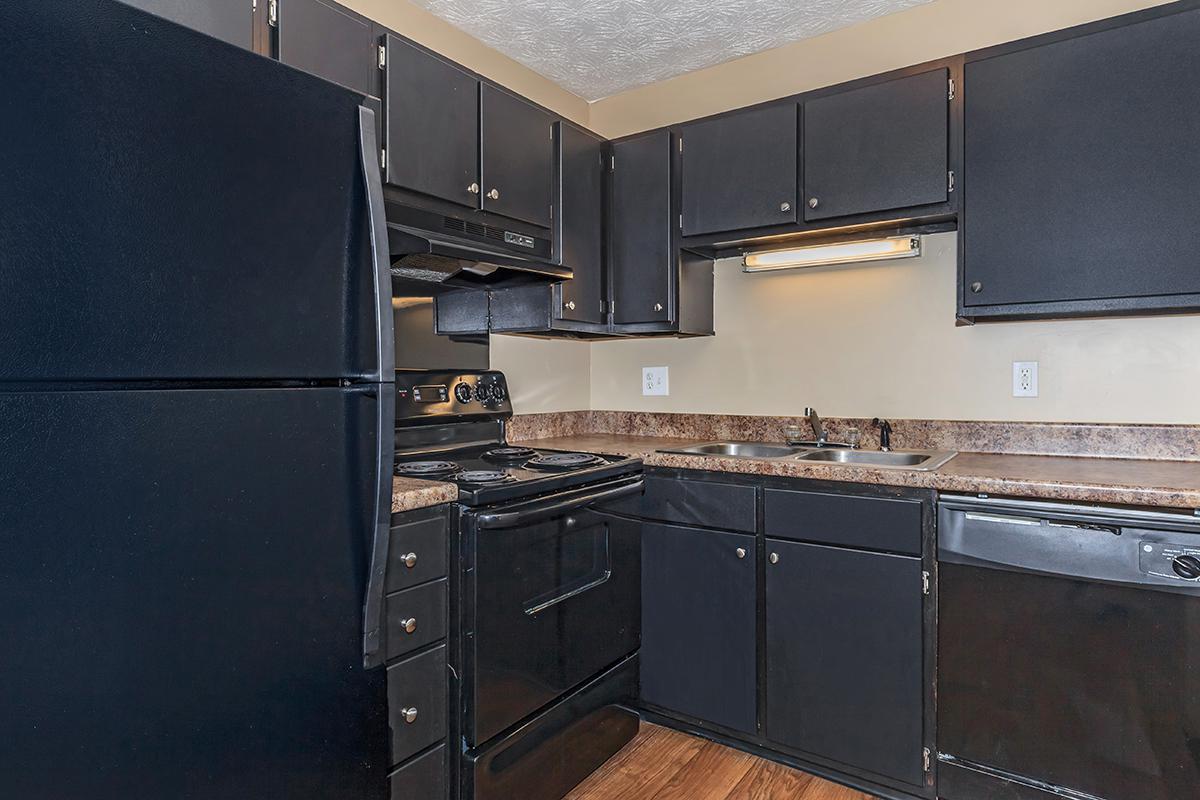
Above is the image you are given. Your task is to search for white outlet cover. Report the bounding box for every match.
[1013,361,1039,398]
[643,366,669,397]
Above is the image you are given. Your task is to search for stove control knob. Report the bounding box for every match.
[454,382,474,403]
[475,383,494,404]
[1172,554,1200,580]
[491,383,507,403]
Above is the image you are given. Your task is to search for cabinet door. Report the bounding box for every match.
[611,131,673,326]
[766,539,924,786]
[383,35,480,208]
[641,523,756,734]
[803,69,949,221]
[119,0,253,49]
[962,9,1200,307]
[681,104,798,236]
[557,124,605,324]
[480,85,554,228]
[763,542,921,786]
[276,0,375,95]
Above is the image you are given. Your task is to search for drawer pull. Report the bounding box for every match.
[401,617,417,634]
[402,552,418,568]
[401,707,418,724]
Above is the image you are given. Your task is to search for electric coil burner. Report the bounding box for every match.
[394,460,460,479]
[482,446,537,463]
[524,452,608,472]
[455,470,516,486]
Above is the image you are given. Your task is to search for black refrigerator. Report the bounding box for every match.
[0,2,396,798]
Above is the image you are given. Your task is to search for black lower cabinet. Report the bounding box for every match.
[765,538,925,787]
[640,522,757,734]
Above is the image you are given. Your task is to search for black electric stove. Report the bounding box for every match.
[393,370,642,506]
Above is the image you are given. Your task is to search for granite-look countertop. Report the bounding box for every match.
[513,433,1200,510]
[392,476,458,514]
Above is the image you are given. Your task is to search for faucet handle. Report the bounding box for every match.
[803,407,816,417]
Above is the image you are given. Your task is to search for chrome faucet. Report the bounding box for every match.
[804,407,826,446]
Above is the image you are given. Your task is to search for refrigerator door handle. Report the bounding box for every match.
[357,105,395,383]
[362,386,396,668]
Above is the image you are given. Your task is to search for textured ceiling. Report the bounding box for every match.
[409,0,932,101]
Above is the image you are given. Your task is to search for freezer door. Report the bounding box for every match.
[0,387,391,800]
[0,1,391,382]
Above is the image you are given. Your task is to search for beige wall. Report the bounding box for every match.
[587,0,1172,138]
[346,0,1196,422]
[589,233,1200,424]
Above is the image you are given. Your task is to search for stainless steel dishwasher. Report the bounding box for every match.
[936,494,1200,800]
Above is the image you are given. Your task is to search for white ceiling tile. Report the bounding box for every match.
[408,0,932,100]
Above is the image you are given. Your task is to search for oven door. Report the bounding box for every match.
[938,497,1200,800]
[463,477,643,747]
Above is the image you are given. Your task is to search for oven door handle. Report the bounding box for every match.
[475,478,644,530]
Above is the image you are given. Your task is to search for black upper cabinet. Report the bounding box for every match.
[274,0,375,95]
[383,35,479,209]
[481,85,554,228]
[610,131,673,326]
[803,68,949,221]
[766,539,925,787]
[680,103,798,237]
[641,522,757,735]
[961,6,1200,317]
[119,0,253,50]
[557,124,606,325]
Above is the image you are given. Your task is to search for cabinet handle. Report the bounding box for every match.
[653,302,664,312]
[400,617,417,634]
[736,547,747,559]
[467,183,480,195]
[780,201,791,213]
[769,553,780,565]
[402,552,418,569]
[807,197,819,209]
[401,707,419,724]
[970,281,983,294]
[487,188,500,200]
[564,301,576,311]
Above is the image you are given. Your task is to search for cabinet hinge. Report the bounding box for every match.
[678,137,683,153]
[267,0,278,27]
[924,748,932,773]
[948,78,955,101]
[380,148,386,171]
[377,45,386,70]
[922,571,930,595]
[948,170,956,193]
[679,214,683,230]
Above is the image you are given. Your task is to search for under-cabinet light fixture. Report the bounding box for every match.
[742,235,921,273]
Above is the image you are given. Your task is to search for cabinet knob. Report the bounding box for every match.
[402,552,418,569]
[487,188,500,200]
[769,553,780,565]
[401,617,417,635]
[467,182,480,195]
[735,547,747,559]
[653,302,664,312]
[401,707,419,724]
[807,197,819,209]
[970,281,983,294]
[565,300,576,311]
[780,202,791,213]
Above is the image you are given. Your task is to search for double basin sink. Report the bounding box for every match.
[658,441,957,471]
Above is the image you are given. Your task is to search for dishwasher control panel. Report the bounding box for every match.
[1138,540,1200,582]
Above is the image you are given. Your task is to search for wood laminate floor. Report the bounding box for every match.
[564,724,878,800]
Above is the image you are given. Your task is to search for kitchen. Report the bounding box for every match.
[2,0,1199,799]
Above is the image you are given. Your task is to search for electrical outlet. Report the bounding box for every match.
[642,366,669,397]
[1013,361,1039,398]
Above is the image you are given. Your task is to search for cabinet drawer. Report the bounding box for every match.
[386,508,449,591]
[764,488,922,555]
[385,579,447,661]
[603,474,756,533]
[389,744,447,800]
[388,645,448,767]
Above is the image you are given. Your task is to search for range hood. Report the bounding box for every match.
[387,222,572,289]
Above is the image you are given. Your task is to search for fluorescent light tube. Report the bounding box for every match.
[742,236,921,272]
